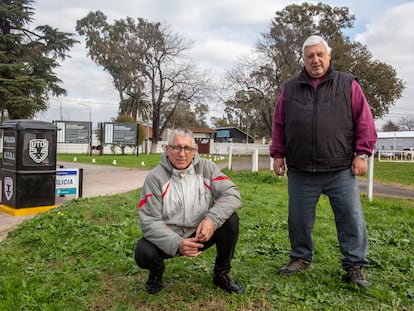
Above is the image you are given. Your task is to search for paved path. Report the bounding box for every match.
[0,162,150,242]
[231,158,414,199]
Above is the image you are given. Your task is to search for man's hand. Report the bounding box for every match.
[273,158,286,176]
[178,218,215,257]
[352,157,368,176]
[178,237,204,257]
[196,218,215,242]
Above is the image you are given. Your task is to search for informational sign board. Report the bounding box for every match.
[102,122,137,145]
[55,121,91,144]
[56,168,80,197]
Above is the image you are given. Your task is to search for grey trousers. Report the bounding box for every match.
[287,169,369,270]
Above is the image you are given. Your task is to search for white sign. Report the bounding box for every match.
[29,139,49,163]
[4,176,13,201]
[56,168,80,198]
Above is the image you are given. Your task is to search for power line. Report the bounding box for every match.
[49,97,119,107]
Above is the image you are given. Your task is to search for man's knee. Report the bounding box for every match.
[135,238,163,269]
[226,212,239,230]
[216,213,239,237]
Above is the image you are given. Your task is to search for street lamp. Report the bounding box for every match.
[78,103,92,156]
[58,100,63,121]
[49,97,64,121]
[142,106,152,154]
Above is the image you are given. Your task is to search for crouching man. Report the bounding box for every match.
[135,128,244,294]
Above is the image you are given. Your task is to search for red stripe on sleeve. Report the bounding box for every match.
[162,181,171,198]
[211,175,230,182]
[138,193,153,209]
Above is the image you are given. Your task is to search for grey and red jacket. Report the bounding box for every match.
[270,64,377,172]
[137,152,241,256]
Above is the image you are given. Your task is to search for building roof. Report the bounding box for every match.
[187,127,217,134]
[378,131,414,138]
[214,127,253,138]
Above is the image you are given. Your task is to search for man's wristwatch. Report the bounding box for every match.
[357,154,369,161]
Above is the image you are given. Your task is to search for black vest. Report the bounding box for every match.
[284,66,355,172]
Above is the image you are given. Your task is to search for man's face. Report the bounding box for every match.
[166,134,196,169]
[303,42,331,78]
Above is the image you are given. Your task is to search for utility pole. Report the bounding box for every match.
[78,103,92,156]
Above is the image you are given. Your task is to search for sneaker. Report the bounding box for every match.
[345,266,369,288]
[278,258,313,276]
[145,264,165,294]
[213,273,244,294]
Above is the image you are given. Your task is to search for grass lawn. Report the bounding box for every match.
[57,153,228,170]
[57,153,164,169]
[57,153,414,188]
[1,155,413,310]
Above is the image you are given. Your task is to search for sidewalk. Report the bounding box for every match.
[0,162,150,242]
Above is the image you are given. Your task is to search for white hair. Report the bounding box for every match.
[302,35,332,56]
[168,128,196,147]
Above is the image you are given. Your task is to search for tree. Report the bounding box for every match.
[76,12,211,153]
[218,89,264,138]
[226,2,405,138]
[225,60,274,138]
[0,0,78,120]
[339,42,405,118]
[164,101,208,128]
[381,120,399,132]
[398,117,414,131]
[211,116,232,128]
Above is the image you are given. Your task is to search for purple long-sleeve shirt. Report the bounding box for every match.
[270,79,377,159]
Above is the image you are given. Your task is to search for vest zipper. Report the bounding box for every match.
[311,86,318,172]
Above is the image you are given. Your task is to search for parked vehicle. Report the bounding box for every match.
[402,147,414,160]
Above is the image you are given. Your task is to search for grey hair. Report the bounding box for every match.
[168,128,196,147]
[302,35,332,56]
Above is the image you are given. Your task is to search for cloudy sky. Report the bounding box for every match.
[31,0,414,129]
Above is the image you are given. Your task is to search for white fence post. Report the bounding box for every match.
[367,156,374,201]
[228,145,233,170]
[252,149,258,172]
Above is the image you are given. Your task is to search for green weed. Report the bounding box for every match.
[0,171,413,310]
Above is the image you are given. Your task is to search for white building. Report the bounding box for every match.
[376,131,414,151]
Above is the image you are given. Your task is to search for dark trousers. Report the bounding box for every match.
[135,213,240,276]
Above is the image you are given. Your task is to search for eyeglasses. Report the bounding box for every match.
[168,145,196,153]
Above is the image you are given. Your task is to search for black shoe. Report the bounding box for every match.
[146,273,163,294]
[213,273,244,294]
[145,264,165,294]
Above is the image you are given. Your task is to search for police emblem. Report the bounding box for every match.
[29,139,49,163]
[4,176,13,201]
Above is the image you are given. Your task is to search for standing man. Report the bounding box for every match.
[270,35,377,288]
[135,128,244,294]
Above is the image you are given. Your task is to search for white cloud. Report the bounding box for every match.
[192,40,253,72]
[356,2,414,126]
